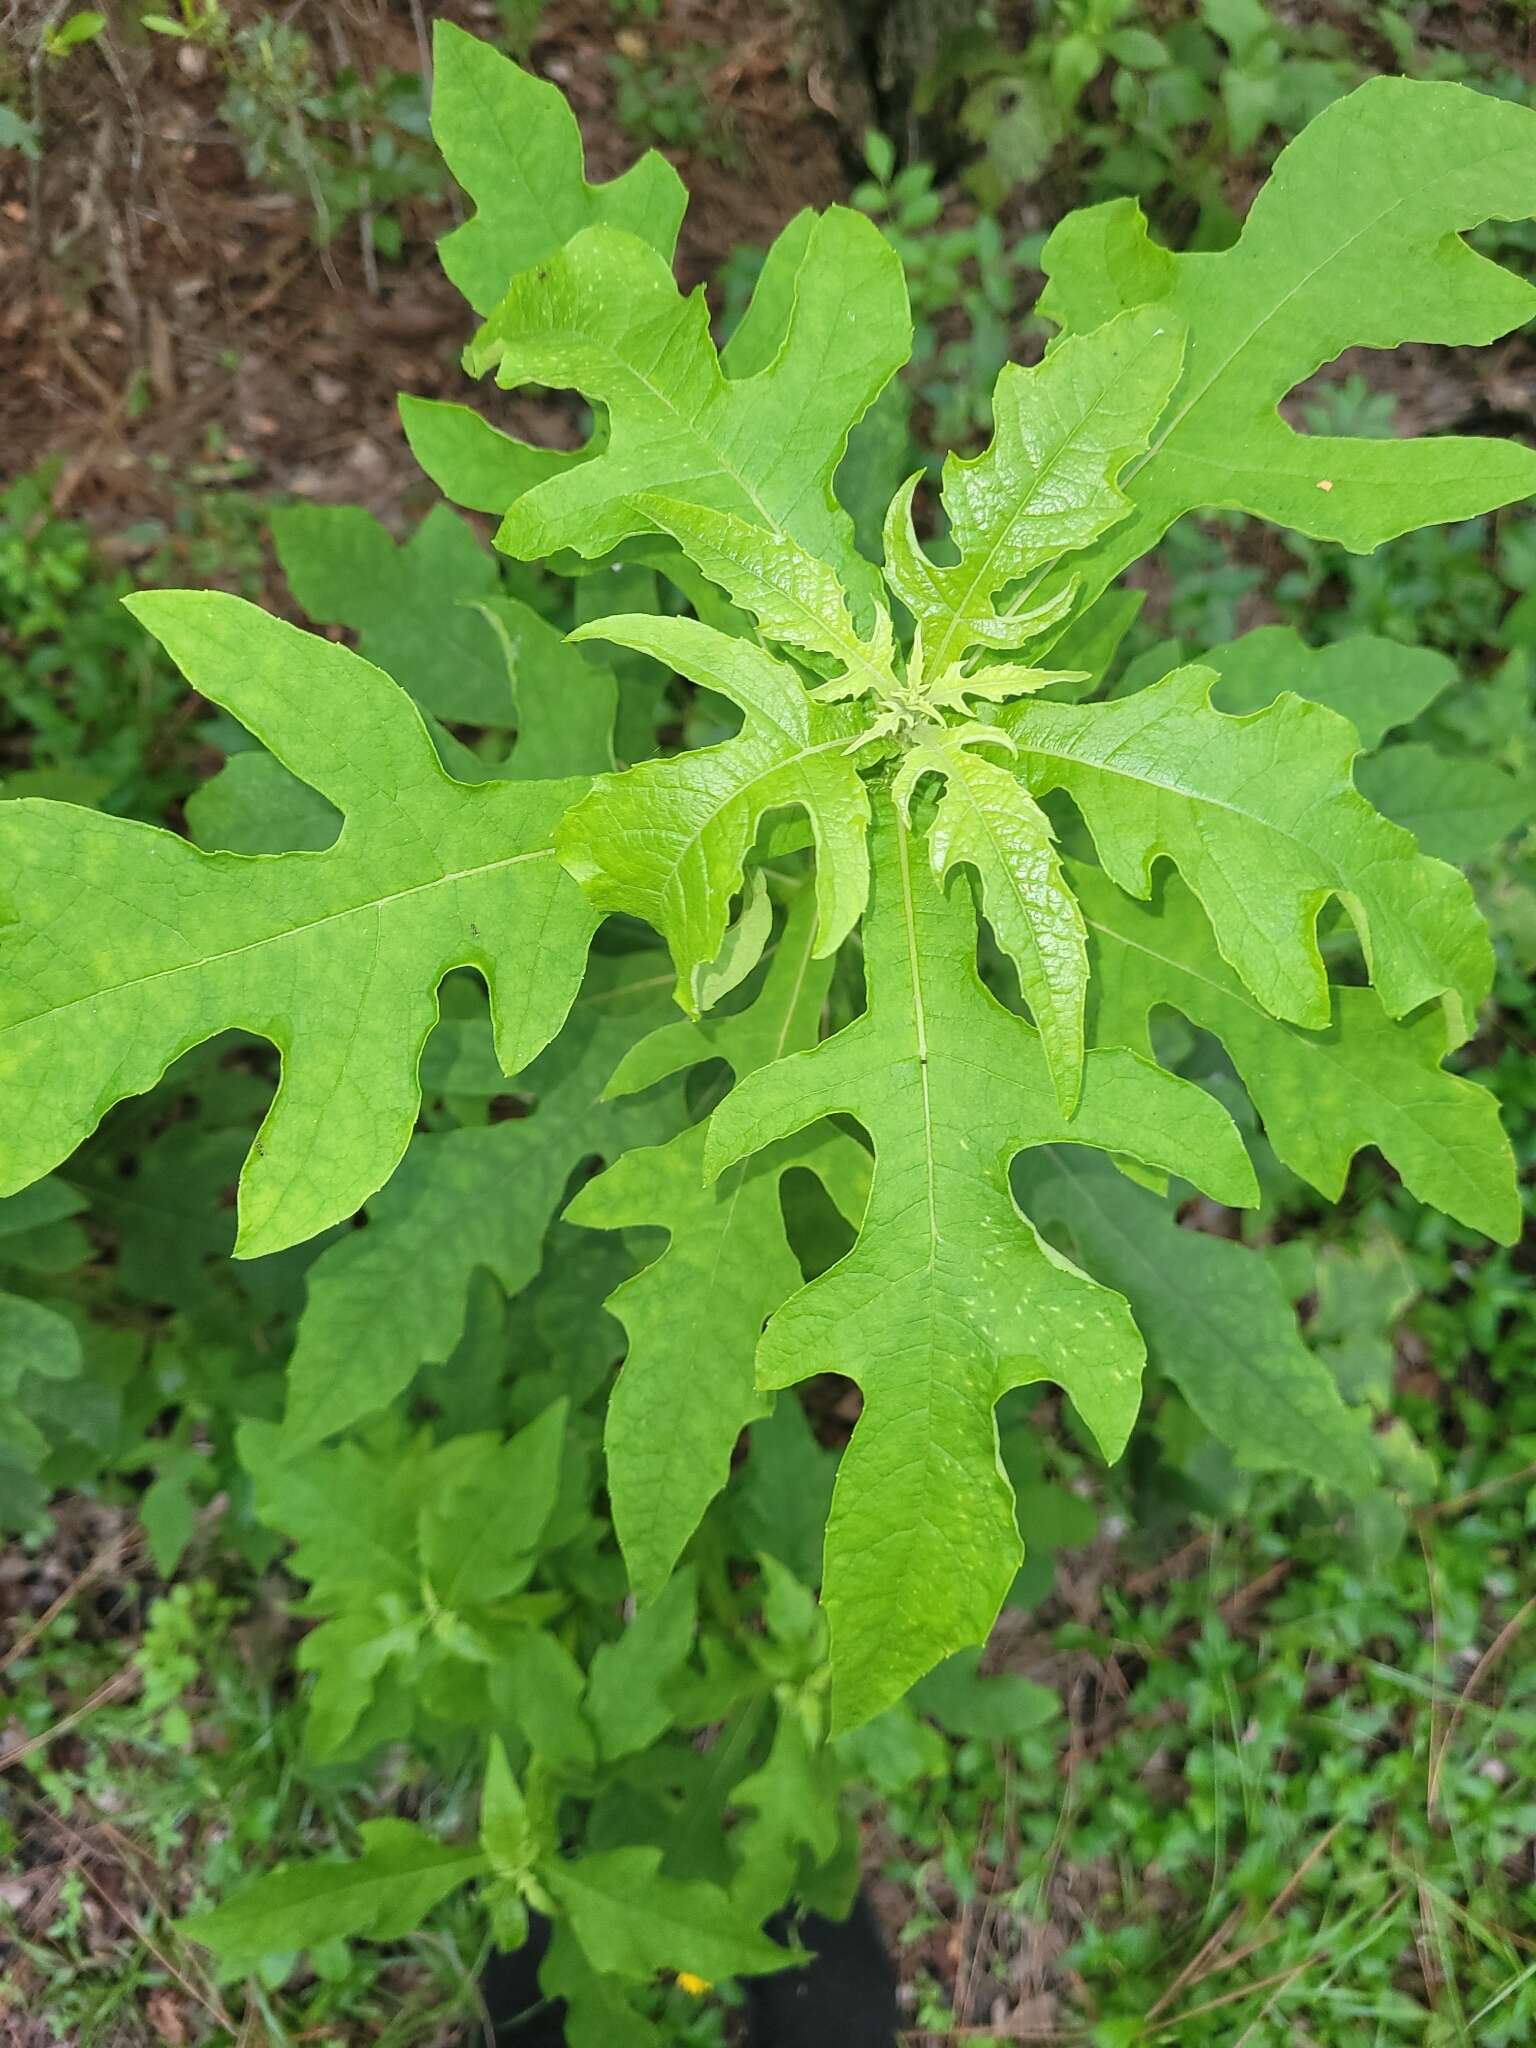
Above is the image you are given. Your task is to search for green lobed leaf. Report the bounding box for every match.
[467,208,910,598]
[910,1647,1060,1741]
[398,393,582,515]
[471,595,618,780]
[729,1707,844,1921]
[419,1400,567,1611]
[584,1566,698,1763]
[569,891,870,1599]
[491,1629,595,1773]
[1354,743,1532,867]
[431,21,686,315]
[1037,79,1536,606]
[882,306,1186,678]
[1080,863,1519,1242]
[557,615,874,1009]
[893,728,1089,1114]
[185,750,339,856]
[705,805,1256,1727]
[270,503,507,727]
[629,493,898,700]
[0,595,599,1257]
[539,1924,664,2048]
[1003,663,1492,1042]
[0,1290,83,1391]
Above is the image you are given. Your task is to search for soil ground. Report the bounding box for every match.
[1,0,846,535]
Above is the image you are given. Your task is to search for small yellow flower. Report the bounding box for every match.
[675,1971,712,1997]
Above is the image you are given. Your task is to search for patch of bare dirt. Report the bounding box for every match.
[0,0,846,534]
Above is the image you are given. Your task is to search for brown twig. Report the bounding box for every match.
[1429,1593,1536,1815]
[0,1666,141,1772]
[1,1527,140,1673]
[1416,1459,1536,1524]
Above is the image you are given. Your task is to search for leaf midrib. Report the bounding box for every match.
[927,343,1155,677]
[1125,139,1526,485]
[3,846,559,1036]
[893,819,939,1279]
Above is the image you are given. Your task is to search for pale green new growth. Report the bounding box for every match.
[1003,667,1492,1041]
[557,614,875,1009]
[883,306,1185,678]
[893,728,1089,1113]
[466,207,910,596]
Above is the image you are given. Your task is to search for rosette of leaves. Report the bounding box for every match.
[0,31,1528,1758]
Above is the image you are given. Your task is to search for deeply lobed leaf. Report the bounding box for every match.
[0,596,600,1256]
[1037,79,1536,607]
[884,306,1185,677]
[1002,664,1493,1042]
[569,890,870,1598]
[466,209,911,599]
[705,808,1256,1726]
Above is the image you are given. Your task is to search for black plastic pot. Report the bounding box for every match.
[477,1890,898,2046]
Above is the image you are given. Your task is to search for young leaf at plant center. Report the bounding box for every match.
[1079,864,1519,1242]
[1001,663,1492,1042]
[1036,80,1536,612]
[569,889,870,1599]
[179,1818,486,1973]
[466,208,910,601]
[480,1737,544,1884]
[280,952,683,1447]
[557,615,874,1008]
[627,494,899,704]
[882,306,1185,679]
[0,595,598,1257]
[1018,1149,1377,1496]
[430,20,686,316]
[706,808,1257,1727]
[892,727,1088,1113]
